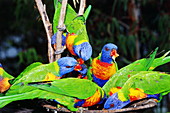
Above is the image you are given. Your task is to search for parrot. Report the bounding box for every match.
[88,43,119,87]
[0,78,106,112]
[102,48,170,96]
[0,63,14,93]
[104,71,170,110]
[10,57,84,85]
[52,2,92,61]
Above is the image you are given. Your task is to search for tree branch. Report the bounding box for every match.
[55,0,68,60]
[78,0,86,15]
[34,0,54,63]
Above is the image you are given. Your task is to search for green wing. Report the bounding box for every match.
[103,48,158,95]
[119,71,170,101]
[30,78,101,99]
[149,50,170,70]
[11,62,42,84]
[83,5,92,20]
[12,62,59,85]
[0,89,77,111]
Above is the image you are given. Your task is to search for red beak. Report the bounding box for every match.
[77,58,84,65]
[110,49,119,58]
[74,64,82,71]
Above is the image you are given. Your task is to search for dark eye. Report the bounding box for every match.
[110,104,114,108]
[105,47,110,51]
[66,66,72,68]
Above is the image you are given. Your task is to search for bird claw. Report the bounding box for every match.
[54,46,66,55]
[57,25,66,31]
[143,99,158,105]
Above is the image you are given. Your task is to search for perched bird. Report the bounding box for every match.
[0,78,106,112]
[103,48,170,96]
[11,57,83,85]
[0,64,14,93]
[52,2,92,61]
[52,16,92,61]
[89,43,119,87]
[104,71,170,110]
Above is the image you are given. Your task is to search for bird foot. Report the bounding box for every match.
[54,46,66,55]
[143,98,158,105]
[57,25,66,31]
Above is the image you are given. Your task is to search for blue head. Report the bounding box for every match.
[0,63,2,68]
[57,57,82,76]
[101,43,119,63]
[73,42,92,61]
[104,93,130,110]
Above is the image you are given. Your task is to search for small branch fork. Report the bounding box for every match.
[34,0,54,63]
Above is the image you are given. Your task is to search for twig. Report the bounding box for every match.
[43,99,157,113]
[55,0,68,60]
[78,0,86,15]
[34,0,54,63]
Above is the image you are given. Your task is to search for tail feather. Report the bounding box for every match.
[149,50,170,70]
[0,91,39,108]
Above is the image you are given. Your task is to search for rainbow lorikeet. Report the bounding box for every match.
[104,71,170,110]
[0,64,14,93]
[11,57,84,85]
[103,48,170,96]
[88,43,119,87]
[52,2,92,61]
[52,16,92,61]
[0,78,106,112]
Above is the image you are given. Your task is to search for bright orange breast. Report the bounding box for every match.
[66,33,77,56]
[92,58,116,80]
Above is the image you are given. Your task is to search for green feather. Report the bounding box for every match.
[11,62,59,86]
[53,2,92,34]
[83,5,92,20]
[118,71,170,101]
[53,2,77,33]
[149,50,170,70]
[11,62,42,84]
[0,89,77,111]
[30,78,102,99]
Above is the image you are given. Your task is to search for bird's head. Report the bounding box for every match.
[57,57,83,76]
[101,43,119,63]
[104,93,130,110]
[73,42,92,61]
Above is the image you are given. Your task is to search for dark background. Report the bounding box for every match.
[0,0,169,113]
